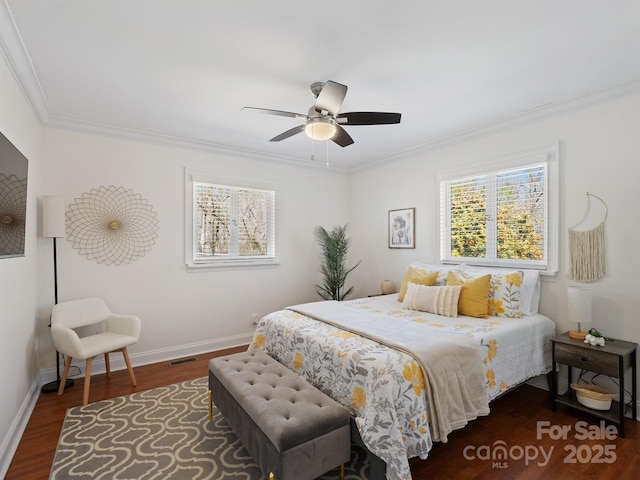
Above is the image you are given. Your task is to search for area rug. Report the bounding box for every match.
[50,377,369,479]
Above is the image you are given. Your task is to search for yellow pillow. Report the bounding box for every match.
[397,266,438,302]
[446,271,491,318]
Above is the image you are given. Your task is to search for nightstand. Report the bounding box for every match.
[551,332,637,437]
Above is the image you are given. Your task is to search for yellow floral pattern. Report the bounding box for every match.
[351,386,367,410]
[293,352,304,370]
[251,333,265,349]
[402,362,425,397]
[488,271,524,318]
[487,339,497,361]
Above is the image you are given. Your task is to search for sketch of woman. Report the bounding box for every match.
[392,214,412,245]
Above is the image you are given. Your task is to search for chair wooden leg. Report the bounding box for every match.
[58,356,73,396]
[122,347,137,386]
[105,352,111,378]
[83,357,94,406]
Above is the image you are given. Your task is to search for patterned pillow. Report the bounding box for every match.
[402,283,462,317]
[487,271,524,318]
[410,262,466,286]
[397,266,438,302]
[463,266,538,314]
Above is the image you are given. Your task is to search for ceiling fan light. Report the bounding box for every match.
[305,118,336,141]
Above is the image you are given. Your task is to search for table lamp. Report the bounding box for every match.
[567,285,592,340]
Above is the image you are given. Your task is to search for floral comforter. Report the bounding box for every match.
[249,295,556,480]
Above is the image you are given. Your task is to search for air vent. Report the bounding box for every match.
[169,357,197,366]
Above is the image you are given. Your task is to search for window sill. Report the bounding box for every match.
[186,258,280,272]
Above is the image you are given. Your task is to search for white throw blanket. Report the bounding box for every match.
[287,301,490,442]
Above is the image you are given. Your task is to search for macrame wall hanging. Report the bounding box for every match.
[568,192,607,282]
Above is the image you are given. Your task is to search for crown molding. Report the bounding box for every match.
[353,80,640,173]
[0,1,51,123]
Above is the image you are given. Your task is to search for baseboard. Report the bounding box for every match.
[526,372,551,391]
[38,332,254,385]
[1,332,254,478]
[0,381,41,479]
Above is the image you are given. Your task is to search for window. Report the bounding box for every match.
[185,170,277,269]
[439,143,558,272]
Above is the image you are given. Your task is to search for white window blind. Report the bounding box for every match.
[186,170,277,269]
[439,144,558,272]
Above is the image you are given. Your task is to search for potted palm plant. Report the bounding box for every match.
[314,224,360,301]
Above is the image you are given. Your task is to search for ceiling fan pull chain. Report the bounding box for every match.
[326,139,330,168]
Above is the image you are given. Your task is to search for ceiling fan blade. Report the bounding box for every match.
[314,81,348,117]
[336,112,401,125]
[331,125,354,147]
[269,124,305,142]
[243,107,307,119]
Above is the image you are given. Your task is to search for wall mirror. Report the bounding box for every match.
[0,131,29,258]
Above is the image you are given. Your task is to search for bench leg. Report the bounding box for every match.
[340,464,345,480]
[208,390,213,420]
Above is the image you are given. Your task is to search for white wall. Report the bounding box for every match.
[36,128,350,374]
[348,92,640,397]
[0,52,44,472]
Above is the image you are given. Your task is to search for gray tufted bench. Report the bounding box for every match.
[208,350,351,480]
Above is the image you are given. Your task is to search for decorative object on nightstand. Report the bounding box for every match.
[380,280,395,295]
[570,384,616,410]
[567,285,591,340]
[551,332,637,437]
[584,328,605,346]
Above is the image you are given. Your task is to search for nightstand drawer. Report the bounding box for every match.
[554,343,619,377]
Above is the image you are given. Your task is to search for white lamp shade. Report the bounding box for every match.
[567,286,592,329]
[42,196,66,238]
[305,118,336,141]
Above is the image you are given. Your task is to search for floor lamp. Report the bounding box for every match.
[41,196,74,393]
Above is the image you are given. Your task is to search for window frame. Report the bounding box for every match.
[185,169,279,270]
[437,143,559,274]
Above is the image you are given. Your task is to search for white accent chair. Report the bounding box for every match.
[51,298,141,405]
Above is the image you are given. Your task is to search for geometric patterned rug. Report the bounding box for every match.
[50,377,369,479]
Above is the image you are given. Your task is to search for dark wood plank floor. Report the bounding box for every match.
[6,347,639,479]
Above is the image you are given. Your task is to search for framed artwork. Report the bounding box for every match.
[388,208,415,248]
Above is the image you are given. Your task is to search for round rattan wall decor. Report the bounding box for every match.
[66,186,159,266]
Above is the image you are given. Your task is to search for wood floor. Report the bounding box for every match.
[6,347,639,480]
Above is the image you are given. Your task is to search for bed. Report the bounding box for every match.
[248,265,556,480]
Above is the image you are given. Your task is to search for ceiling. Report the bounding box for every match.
[1,1,639,171]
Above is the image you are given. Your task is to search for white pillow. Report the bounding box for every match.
[462,266,540,315]
[402,283,462,318]
[410,262,466,286]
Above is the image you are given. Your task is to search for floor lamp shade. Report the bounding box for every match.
[41,195,74,392]
[567,286,592,339]
[42,196,65,238]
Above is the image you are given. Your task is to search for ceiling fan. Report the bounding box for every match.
[243,80,401,147]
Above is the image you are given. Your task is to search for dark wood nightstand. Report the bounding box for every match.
[551,332,637,437]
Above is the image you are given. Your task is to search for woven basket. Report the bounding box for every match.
[571,384,615,410]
